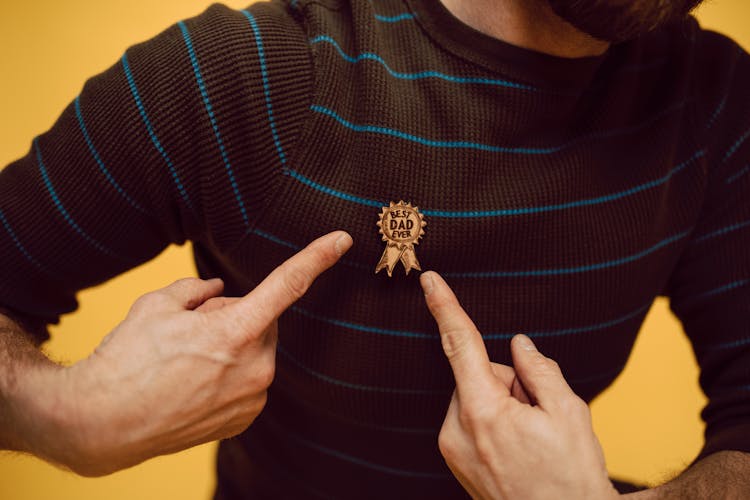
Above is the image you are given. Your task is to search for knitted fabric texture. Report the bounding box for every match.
[1,0,749,497]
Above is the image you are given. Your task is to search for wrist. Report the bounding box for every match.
[7,358,112,475]
[54,357,149,477]
[49,361,124,476]
[3,358,72,456]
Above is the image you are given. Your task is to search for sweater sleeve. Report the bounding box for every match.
[0,1,312,344]
[663,33,750,463]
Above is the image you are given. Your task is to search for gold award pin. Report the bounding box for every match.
[375,200,427,277]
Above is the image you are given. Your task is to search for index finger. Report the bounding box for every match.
[421,271,501,400]
[225,230,353,330]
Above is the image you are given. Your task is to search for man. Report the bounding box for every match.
[0,0,748,498]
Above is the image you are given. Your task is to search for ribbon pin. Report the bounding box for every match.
[375,200,427,277]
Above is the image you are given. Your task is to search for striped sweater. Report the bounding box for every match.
[1,0,749,497]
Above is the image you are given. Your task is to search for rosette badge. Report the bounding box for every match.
[375,200,427,277]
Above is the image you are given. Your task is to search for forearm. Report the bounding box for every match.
[623,451,750,499]
[0,313,75,464]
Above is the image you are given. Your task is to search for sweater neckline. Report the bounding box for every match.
[403,0,611,90]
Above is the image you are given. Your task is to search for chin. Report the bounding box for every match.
[546,0,704,42]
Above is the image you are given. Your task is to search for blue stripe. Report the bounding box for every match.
[712,337,750,350]
[278,344,448,394]
[0,207,48,273]
[121,53,194,211]
[74,96,147,214]
[482,302,652,340]
[311,100,688,155]
[178,21,249,226]
[695,219,750,243]
[288,150,703,218]
[290,433,452,480]
[251,227,302,250]
[726,165,750,184]
[264,418,452,479]
[291,300,653,340]
[706,94,727,130]
[279,339,629,398]
[247,227,370,270]
[445,229,691,278]
[274,363,623,437]
[311,35,678,91]
[684,280,748,308]
[34,139,124,260]
[273,379,440,434]
[428,151,703,218]
[241,10,289,170]
[374,12,416,22]
[723,128,750,163]
[248,224,686,281]
[291,305,433,338]
[287,169,382,208]
[264,352,626,479]
[310,35,535,91]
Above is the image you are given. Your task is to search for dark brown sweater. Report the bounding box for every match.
[1,0,749,498]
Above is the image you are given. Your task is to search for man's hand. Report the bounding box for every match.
[420,271,619,500]
[37,230,353,476]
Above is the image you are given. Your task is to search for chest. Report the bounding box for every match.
[231,136,700,389]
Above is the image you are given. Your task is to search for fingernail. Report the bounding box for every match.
[516,334,536,351]
[420,272,434,296]
[334,232,353,256]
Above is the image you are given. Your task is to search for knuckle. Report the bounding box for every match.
[531,353,558,373]
[437,428,456,460]
[546,358,561,372]
[472,405,495,428]
[457,405,477,430]
[440,327,474,360]
[307,235,337,263]
[171,277,200,288]
[254,362,276,389]
[457,402,492,431]
[282,266,312,301]
[255,391,269,412]
[130,292,160,315]
[560,395,589,419]
[430,293,455,316]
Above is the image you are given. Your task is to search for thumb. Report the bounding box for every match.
[149,277,225,311]
[489,362,532,405]
[510,334,575,411]
[194,296,240,313]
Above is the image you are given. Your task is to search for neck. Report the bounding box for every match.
[439,0,610,58]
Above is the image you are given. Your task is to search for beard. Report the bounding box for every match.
[546,0,705,42]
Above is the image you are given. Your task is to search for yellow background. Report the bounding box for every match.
[0,1,748,498]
